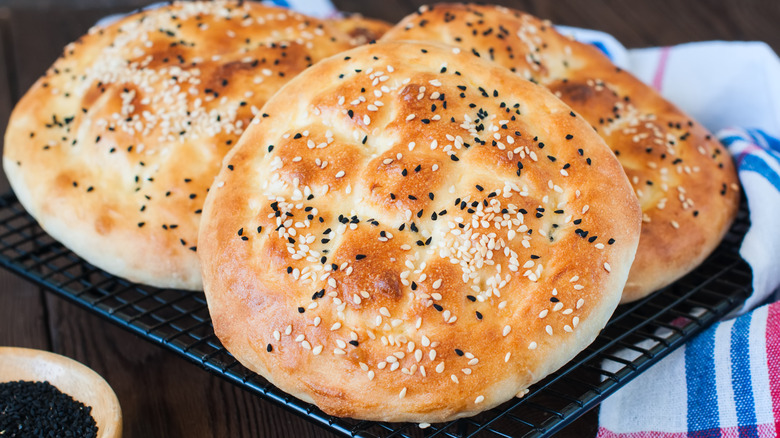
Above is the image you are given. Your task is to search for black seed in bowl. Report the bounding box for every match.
[0,380,98,437]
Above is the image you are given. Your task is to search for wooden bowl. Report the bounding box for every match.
[0,347,122,438]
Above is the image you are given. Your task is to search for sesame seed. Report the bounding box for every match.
[604,262,611,272]
[528,342,538,350]
[399,387,407,399]
[475,395,485,404]
[503,325,511,336]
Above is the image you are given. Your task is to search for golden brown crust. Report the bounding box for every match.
[381,3,741,302]
[329,14,393,45]
[199,40,641,422]
[3,1,355,289]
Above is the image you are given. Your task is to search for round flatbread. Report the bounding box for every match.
[381,3,740,302]
[199,40,641,422]
[3,1,356,289]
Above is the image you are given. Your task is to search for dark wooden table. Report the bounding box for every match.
[0,1,777,437]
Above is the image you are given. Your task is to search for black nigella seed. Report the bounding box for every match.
[608,238,616,245]
[550,297,560,302]
[455,349,464,356]
[355,254,367,260]
[298,307,305,313]
[0,380,98,438]
[433,304,444,311]
[267,344,273,352]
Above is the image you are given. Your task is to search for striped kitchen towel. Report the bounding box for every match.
[599,301,780,437]
[597,37,780,437]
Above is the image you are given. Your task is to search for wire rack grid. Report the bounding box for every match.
[0,192,752,437]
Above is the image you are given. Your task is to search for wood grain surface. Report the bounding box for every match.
[0,1,777,437]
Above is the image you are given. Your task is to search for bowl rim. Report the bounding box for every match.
[0,346,122,438]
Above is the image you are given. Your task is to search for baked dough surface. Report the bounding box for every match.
[329,14,393,45]
[200,40,641,421]
[3,1,355,289]
[382,3,740,302]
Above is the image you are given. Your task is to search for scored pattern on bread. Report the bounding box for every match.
[200,40,642,422]
[2,1,356,289]
[381,3,741,302]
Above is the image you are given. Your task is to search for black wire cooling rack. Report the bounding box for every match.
[0,191,752,437]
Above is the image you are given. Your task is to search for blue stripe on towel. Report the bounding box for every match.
[730,314,759,438]
[685,327,721,437]
[741,155,780,192]
[265,0,291,7]
[750,129,780,153]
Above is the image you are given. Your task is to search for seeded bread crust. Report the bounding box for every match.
[381,3,740,302]
[3,1,355,289]
[199,41,641,422]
